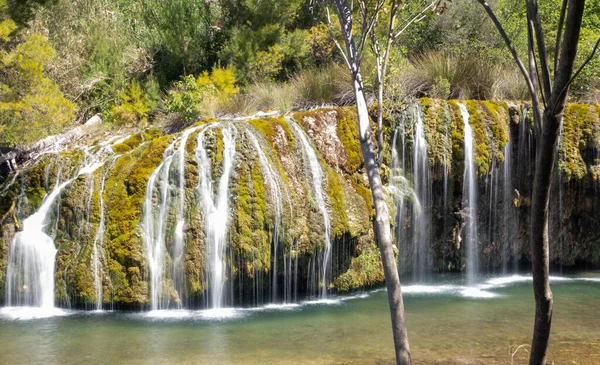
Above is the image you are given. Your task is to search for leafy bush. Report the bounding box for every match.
[29,0,152,121]
[0,4,76,146]
[165,67,239,122]
[107,80,151,127]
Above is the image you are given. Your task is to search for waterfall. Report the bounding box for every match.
[411,104,432,282]
[172,128,196,306]
[195,124,237,309]
[458,103,479,285]
[143,141,176,311]
[247,130,284,303]
[92,167,110,310]
[6,146,111,309]
[392,119,409,273]
[289,119,331,298]
[142,127,199,310]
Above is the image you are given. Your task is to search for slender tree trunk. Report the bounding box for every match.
[475,1,585,363]
[529,111,559,365]
[331,1,412,363]
[528,1,585,363]
[355,75,412,365]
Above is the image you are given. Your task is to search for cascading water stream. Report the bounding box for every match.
[247,130,284,303]
[411,105,432,282]
[143,142,176,311]
[92,169,109,310]
[195,124,237,309]
[458,103,479,286]
[6,144,114,310]
[289,119,331,298]
[143,127,199,310]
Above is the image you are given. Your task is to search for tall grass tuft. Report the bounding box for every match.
[291,64,354,106]
[398,51,529,100]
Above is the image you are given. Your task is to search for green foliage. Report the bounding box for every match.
[221,0,314,83]
[165,67,239,123]
[29,0,152,120]
[139,0,223,81]
[6,0,55,26]
[0,10,75,146]
[107,80,151,127]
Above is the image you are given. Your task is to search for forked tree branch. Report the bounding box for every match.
[526,0,553,98]
[326,6,352,70]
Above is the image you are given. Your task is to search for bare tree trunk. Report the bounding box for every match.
[475,1,586,363]
[331,1,412,363]
[355,76,412,365]
[529,111,558,365]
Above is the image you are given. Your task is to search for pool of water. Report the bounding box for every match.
[1,273,599,365]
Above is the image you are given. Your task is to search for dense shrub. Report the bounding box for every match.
[0,1,76,146]
[106,80,152,127]
[165,67,239,122]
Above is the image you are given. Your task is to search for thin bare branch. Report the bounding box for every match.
[528,19,547,110]
[553,35,600,113]
[527,18,543,135]
[475,1,538,103]
[526,0,553,98]
[393,0,438,40]
[357,0,384,61]
[326,6,352,70]
[554,0,568,74]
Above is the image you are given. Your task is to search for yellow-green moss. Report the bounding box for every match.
[351,174,374,217]
[559,104,600,180]
[448,100,465,172]
[420,98,453,169]
[326,166,349,237]
[103,133,173,304]
[333,243,384,292]
[232,162,271,280]
[480,101,510,162]
[335,107,362,174]
[249,116,295,151]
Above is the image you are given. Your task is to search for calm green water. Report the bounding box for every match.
[1,274,599,365]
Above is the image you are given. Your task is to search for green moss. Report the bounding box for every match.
[294,108,363,174]
[448,100,465,173]
[559,103,599,180]
[249,116,295,152]
[480,101,510,163]
[333,243,384,292]
[420,98,453,169]
[231,162,271,280]
[335,107,362,174]
[103,134,173,304]
[351,174,374,217]
[326,166,349,237]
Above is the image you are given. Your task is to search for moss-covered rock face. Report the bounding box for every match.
[388,99,600,274]
[1,101,599,308]
[0,109,375,308]
[559,104,600,180]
